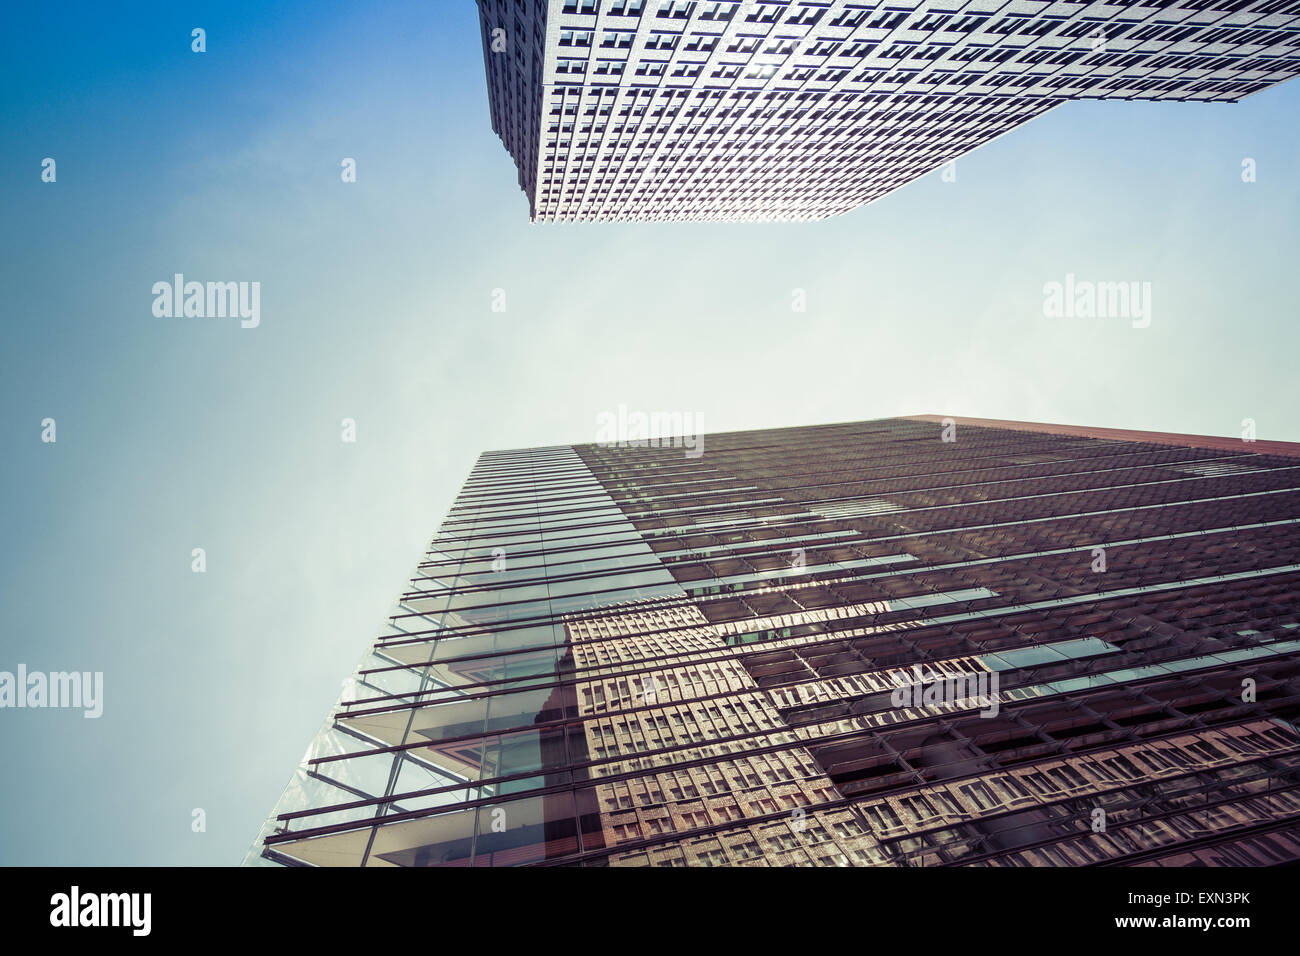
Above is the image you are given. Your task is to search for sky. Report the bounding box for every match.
[0,1,1297,865]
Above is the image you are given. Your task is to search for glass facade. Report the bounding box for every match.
[477,0,1300,222]
[246,417,1300,866]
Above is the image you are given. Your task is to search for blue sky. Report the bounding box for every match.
[1,1,1297,865]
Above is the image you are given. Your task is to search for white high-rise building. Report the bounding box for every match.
[477,0,1300,222]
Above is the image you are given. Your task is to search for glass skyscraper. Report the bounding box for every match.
[247,415,1300,866]
[477,0,1300,221]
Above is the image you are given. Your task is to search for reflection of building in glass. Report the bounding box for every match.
[476,0,1300,222]
[246,416,1300,866]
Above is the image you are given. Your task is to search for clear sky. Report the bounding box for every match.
[1,1,1297,865]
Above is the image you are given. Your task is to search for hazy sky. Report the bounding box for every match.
[1,1,1297,865]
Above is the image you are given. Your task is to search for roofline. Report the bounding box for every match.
[905,414,1300,459]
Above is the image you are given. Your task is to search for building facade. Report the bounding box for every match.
[476,0,1300,222]
[246,415,1300,866]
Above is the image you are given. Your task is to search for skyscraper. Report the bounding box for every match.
[247,415,1300,866]
[476,0,1300,222]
